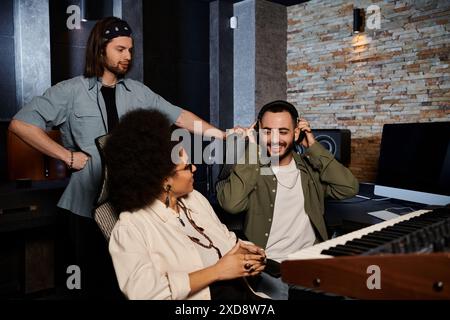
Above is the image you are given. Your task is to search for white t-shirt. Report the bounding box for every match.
[265,159,316,262]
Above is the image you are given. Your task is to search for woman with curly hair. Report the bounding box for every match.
[104,109,267,300]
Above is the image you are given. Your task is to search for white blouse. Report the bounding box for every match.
[109,190,237,300]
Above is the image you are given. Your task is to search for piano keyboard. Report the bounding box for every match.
[287,207,450,260]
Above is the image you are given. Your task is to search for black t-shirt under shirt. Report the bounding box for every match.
[101,86,119,132]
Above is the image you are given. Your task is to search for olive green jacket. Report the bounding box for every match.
[216,142,359,249]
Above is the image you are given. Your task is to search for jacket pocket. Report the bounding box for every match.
[71,108,104,147]
[73,106,101,118]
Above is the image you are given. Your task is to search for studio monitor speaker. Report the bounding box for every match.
[296,129,351,166]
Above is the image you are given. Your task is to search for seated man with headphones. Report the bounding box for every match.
[216,100,359,299]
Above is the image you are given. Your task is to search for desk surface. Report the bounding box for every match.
[325,183,429,233]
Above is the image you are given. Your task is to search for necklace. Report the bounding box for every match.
[174,208,185,227]
[274,169,300,189]
[177,200,222,259]
[102,81,117,88]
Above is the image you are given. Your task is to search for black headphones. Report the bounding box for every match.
[255,100,305,142]
[257,100,299,122]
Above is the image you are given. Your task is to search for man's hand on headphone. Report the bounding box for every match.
[297,119,316,148]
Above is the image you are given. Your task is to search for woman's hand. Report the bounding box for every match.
[213,242,266,281]
[236,240,266,258]
[188,241,266,296]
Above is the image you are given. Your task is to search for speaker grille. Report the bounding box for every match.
[296,129,351,166]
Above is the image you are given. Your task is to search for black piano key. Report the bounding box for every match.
[416,217,443,223]
[384,226,411,235]
[395,223,421,231]
[428,210,450,219]
[378,229,406,237]
[363,233,395,242]
[387,225,417,233]
[405,220,434,228]
[347,239,379,249]
[359,238,386,247]
[371,231,400,240]
[407,218,435,226]
[330,246,361,254]
[333,244,367,254]
[342,244,371,252]
[398,221,425,228]
[320,250,349,257]
[320,248,355,256]
[360,235,386,243]
[393,220,419,227]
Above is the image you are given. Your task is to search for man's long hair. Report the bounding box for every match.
[84,17,126,78]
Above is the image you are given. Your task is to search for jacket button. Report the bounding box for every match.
[268,218,272,222]
[254,186,257,190]
[272,189,276,193]
[270,204,273,207]
[273,177,276,181]
[265,233,269,237]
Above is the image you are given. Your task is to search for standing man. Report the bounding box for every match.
[9,17,225,299]
[216,100,359,299]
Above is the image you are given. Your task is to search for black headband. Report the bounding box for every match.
[103,20,132,40]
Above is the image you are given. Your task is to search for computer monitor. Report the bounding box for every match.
[374,122,450,206]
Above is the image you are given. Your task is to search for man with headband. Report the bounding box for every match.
[9,17,226,299]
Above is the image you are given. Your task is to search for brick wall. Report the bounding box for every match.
[287,0,450,182]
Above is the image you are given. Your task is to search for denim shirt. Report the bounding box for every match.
[14,76,182,218]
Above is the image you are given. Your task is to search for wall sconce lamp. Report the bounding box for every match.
[81,0,113,21]
[353,8,365,34]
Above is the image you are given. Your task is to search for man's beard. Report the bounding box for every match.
[261,139,295,165]
[271,142,294,163]
[104,60,131,77]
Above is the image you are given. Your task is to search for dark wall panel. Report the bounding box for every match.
[143,0,179,102]
[51,44,87,84]
[0,0,16,120]
[0,0,14,37]
[0,121,9,182]
[0,0,15,183]
[50,0,96,84]
[143,0,211,196]
[143,0,210,115]
[178,0,210,63]
[0,37,16,120]
[178,62,210,122]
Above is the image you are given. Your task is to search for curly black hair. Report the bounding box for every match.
[103,109,178,212]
